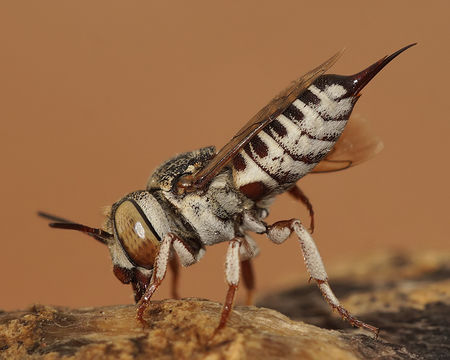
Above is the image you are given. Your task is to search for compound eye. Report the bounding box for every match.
[114,200,161,269]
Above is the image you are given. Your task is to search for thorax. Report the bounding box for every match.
[161,171,252,245]
[147,147,255,246]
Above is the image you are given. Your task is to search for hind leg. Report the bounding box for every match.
[266,219,379,336]
[288,185,315,232]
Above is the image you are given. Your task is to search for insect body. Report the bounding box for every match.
[39,44,415,335]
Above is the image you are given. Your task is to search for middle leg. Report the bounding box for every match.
[239,234,260,306]
[216,237,243,332]
[241,259,255,306]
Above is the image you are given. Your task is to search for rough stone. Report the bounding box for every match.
[0,251,449,359]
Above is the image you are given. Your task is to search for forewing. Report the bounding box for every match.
[311,114,384,173]
[188,50,344,190]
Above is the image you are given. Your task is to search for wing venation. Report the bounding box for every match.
[311,114,384,173]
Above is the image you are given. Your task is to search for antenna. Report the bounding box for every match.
[37,211,111,245]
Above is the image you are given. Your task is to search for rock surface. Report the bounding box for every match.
[1,251,449,359]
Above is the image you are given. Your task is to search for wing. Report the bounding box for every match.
[178,50,344,192]
[311,114,384,173]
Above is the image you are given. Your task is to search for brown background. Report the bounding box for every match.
[0,1,448,311]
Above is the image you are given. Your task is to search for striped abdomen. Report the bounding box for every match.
[230,44,415,202]
[232,74,358,201]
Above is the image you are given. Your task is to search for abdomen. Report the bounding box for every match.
[231,75,358,201]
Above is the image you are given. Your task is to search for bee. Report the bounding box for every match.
[39,44,416,336]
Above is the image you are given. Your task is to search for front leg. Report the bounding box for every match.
[169,256,180,300]
[267,219,379,336]
[136,232,197,325]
